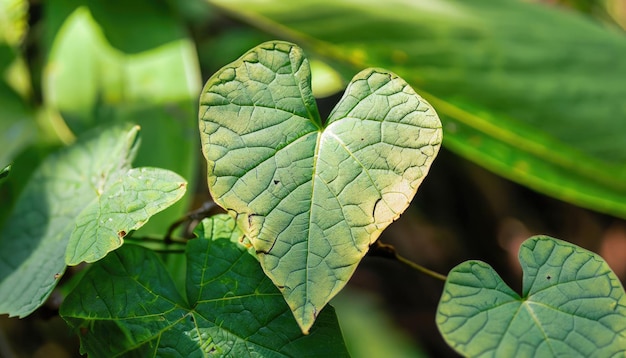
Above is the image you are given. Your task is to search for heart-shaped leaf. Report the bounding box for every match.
[61,214,349,357]
[0,124,186,317]
[199,41,442,333]
[437,236,626,357]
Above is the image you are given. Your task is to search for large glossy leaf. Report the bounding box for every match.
[208,0,626,219]
[0,124,186,317]
[437,236,626,357]
[200,41,442,333]
[43,1,201,234]
[60,214,349,357]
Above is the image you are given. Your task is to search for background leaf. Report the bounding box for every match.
[199,41,442,333]
[0,124,185,317]
[43,0,201,235]
[207,0,626,219]
[61,214,349,357]
[0,0,28,46]
[437,236,626,357]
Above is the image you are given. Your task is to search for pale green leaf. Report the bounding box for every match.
[437,236,626,357]
[61,214,349,357]
[44,5,199,116]
[65,167,186,265]
[199,41,442,333]
[207,0,626,219]
[0,124,186,317]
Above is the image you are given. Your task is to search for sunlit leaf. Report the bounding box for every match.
[437,236,626,357]
[61,215,349,357]
[199,41,442,333]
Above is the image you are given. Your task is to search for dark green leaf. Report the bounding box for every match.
[61,214,349,357]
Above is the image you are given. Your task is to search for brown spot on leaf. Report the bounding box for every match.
[118,230,127,238]
[54,273,61,279]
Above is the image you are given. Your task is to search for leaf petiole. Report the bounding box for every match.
[368,241,447,281]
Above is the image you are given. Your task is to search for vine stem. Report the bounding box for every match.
[368,241,448,282]
[394,252,448,281]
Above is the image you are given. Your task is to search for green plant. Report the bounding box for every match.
[3,37,626,356]
[3,1,626,357]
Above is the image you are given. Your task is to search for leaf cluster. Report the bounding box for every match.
[2,1,626,357]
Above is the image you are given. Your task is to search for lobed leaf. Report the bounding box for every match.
[0,124,186,317]
[61,214,349,357]
[199,41,442,333]
[437,236,626,357]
